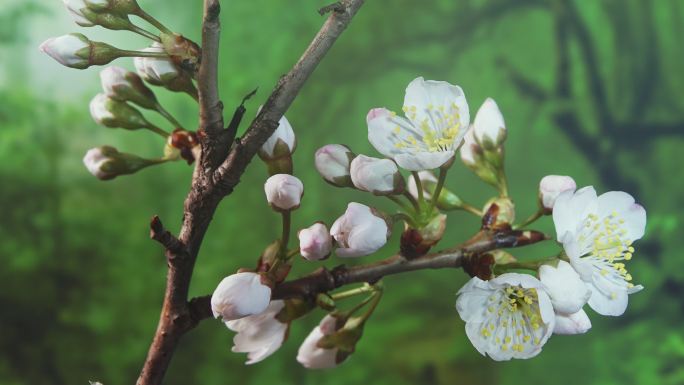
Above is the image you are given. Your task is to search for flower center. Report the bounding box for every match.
[480,285,545,352]
[391,103,462,153]
[579,212,635,289]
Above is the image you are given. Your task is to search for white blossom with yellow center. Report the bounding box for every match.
[553,186,647,316]
[367,77,470,171]
[456,273,555,361]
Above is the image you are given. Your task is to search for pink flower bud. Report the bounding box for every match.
[330,203,389,258]
[259,115,296,160]
[296,315,339,369]
[314,144,354,187]
[264,174,304,211]
[298,223,332,261]
[539,175,576,211]
[350,155,403,195]
[211,272,272,321]
[40,33,90,69]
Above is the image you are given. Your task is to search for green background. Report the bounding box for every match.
[1,0,682,384]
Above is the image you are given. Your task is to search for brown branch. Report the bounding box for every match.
[213,0,366,195]
[189,228,548,322]
[135,1,366,384]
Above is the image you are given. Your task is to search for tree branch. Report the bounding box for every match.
[135,1,366,384]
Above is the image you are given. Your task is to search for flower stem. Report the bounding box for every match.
[387,195,412,212]
[118,49,170,59]
[359,285,384,321]
[402,190,421,213]
[129,24,161,42]
[154,102,184,129]
[513,209,544,230]
[135,9,174,35]
[280,211,292,257]
[428,167,448,213]
[331,284,374,301]
[461,203,482,216]
[146,124,170,138]
[412,171,425,207]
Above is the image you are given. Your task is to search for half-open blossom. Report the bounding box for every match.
[553,186,646,316]
[296,315,339,369]
[330,203,389,258]
[259,115,296,161]
[298,223,332,261]
[367,77,470,171]
[40,33,90,69]
[264,174,304,211]
[224,300,288,365]
[472,98,506,149]
[456,273,555,361]
[211,272,272,321]
[539,175,576,211]
[315,144,354,187]
[350,155,403,195]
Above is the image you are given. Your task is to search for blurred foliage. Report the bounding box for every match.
[0,0,682,384]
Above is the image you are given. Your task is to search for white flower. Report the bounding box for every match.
[472,98,506,149]
[63,0,95,26]
[407,170,438,200]
[298,223,332,261]
[83,147,112,179]
[538,260,590,315]
[539,175,576,211]
[134,43,179,85]
[330,202,389,258]
[349,155,402,195]
[211,272,272,321]
[296,315,339,369]
[224,300,288,365]
[553,309,591,335]
[40,34,90,69]
[314,144,354,187]
[259,115,296,160]
[264,174,304,211]
[456,273,555,361]
[367,77,470,171]
[553,186,646,316]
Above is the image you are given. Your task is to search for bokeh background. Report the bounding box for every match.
[1,0,683,384]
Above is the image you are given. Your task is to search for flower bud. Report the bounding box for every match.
[407,171,463,210]
[296,315,341,369]
[472,98,506,150]
[330,202,390,258]
[539,260,590,315]
[100,66,158,110]
[82,145,159,180]
[134,43,197,96]
[89,93,152,130]
[350,155,403,195]
[539,175,576,213]
[224,300,288,365]
[211,272,272,321]
[482,197,515,227]
[264,174,304,212]
[315,144,354,187]
[165,129,200,164]
[298,223,332,261]
[258,114,296,175]
[41,33,123,69]
[84,0,141,14]
[460,128,500,188]
[63,0,139,30]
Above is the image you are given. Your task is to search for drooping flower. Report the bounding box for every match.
[349,155,403,195]
[298,222,333,261]
[211,272,272,321]
[224,300,288,365]
[264,174,304,212]
[538,260,592,335]
[314,144,354,187]
[456,273,555,361]
[539,175,576,211]
[472,98,506,149]
[330,203,390,258]
[553,186,646,316]
[367,77,470,171]
[296,315,340,369]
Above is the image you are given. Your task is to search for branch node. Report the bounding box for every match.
[150,215,185,255]
[318,1,345,16]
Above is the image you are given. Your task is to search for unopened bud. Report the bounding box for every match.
[330,203,390,258]
[298,222,332,261]
[258,114,296,175]
[82,146,160,180]
[100,66,157,110]
[63,0,95,26]
[264,174,304,212]
[89,93,152,130]
[350,155,404,195]
[482,197,516,227]
[472,98,506,150]
[211,272,272,321]
[460,128,502,189]
[315,144,354,187]
[41,33,124,69]
[297,315,342,369]
[539,175,576,213]
[134,43,197,96]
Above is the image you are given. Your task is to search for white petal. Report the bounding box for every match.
[539,260,591,314]
[367,107,422,159]
[403,77,470,136]
[394,150,454,171]
[597,191,646,242]
[552,186,598,242]
[350,155,399,194]
[225,300,287,364]
[553,309,591,335]
[455,277,494,323]
[297,315,339,369]
[586,277,629,316]
[261,114,296,157]
[211,272,272,321]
